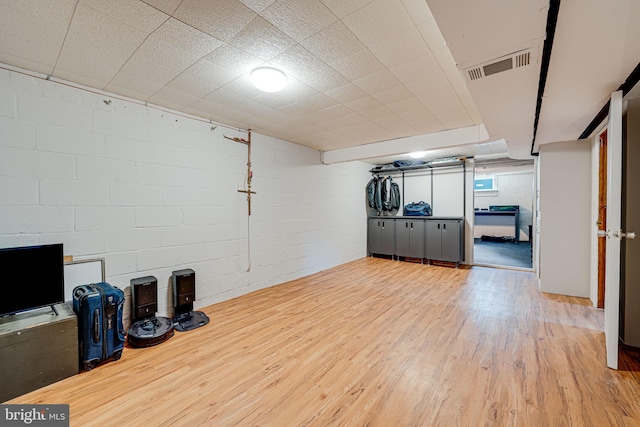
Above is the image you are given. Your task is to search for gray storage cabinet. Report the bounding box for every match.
[395,219,425,259]
[0,303,79,402]
[426,219,463,265]
[368,218,395,256]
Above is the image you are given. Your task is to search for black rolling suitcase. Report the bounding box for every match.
[72,282,125,370]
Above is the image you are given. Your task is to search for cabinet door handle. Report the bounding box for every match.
[443,223,446,231]
[410,223,413,230]
[378,221,381,227]
[437,223,440,230]
[405,222,408,228]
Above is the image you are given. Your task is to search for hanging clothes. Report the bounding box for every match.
[366,176,399,215]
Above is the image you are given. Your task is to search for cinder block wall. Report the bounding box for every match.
[0,68,370,325]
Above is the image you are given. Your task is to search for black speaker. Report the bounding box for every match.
[172,269,195,315]
[131,276,158,322]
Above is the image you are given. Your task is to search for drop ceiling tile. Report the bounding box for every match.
[405,71,451,98]
[387,97,427,115]
[132,38,200,72]
[300,21,365,65]
[206,78,259,102]
[80,0,168,33]
[60,30,135,72]
[106,77,162,101]
[262,0,337,41]
[371,85,415,105]
[297,92,336,112]
[353,69,402,94]
[271,45,348,92]
[370,27,431,68]
[54,53,118,85]
[175,61,238,92]
[118,57,181,89]
[148,86,201,107]
[63,3,149,62]
[405,115,445,135]
[143,0,181,14]
[344,95,383,112]
[202,43,265,76]
[0,51,53,75]
[418,87,464,114]
[341,0,414,48]
[359,105,399,122]
[254,92,295,109]
[0,1,74,52]
[148,18,224,58]
[228,16,297,61]
[435,109,474,129]
[329,48,385,81]
[53,67,113,89]
[401,0,434,25]
[239,0,277,13]
[417,19,447,53]
[166,74,222,98]
[319,0,373,19]
[173,0,256,42]
[390,54,441,85]
[432,47,459,75]
[324,83,368,104]
[279,103,314,118]
[334,112,369,126]
[317,104,354,119]
[0,33,58,73]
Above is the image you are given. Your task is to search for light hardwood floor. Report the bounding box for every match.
[9,257,640,426]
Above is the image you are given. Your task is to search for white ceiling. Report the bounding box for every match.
[0,0,638,164]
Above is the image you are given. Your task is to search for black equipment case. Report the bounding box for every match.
[72,282,125,370]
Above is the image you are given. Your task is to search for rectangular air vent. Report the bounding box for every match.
[462,48,534,82]
[483,58,513,77]
[468,67,483,81]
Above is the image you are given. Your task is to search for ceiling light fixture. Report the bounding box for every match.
[409,151,427,158]
[250,67,288,93]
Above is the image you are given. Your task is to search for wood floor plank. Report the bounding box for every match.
[7,257,640,426]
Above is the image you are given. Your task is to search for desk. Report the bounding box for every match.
[474,210,520,243]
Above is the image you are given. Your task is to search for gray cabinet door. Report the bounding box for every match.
[408,220,425,258]
[379,219,395,255]
[368,219,380,254]
[395,220,410,257]
[368,218,395,256]
[441,220,460,262]
[425,220,442,259]
[396,219,424,258]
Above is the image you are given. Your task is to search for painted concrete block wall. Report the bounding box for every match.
[389,168,464,217]
[539,139,592,297]
[474,164,534,241]
[0,68,370,325]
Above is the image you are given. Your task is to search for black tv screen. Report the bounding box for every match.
[0,243,65,316]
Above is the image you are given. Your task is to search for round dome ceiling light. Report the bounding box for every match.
[250,67,288,93]
[409,151,427,159]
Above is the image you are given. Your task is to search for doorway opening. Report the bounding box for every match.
[473,159,535,269]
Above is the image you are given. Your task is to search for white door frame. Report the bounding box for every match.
[604,90,623,369]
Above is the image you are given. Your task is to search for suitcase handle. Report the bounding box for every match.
[93,308,100,344]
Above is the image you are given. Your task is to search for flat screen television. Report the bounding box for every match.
[0,243,65,317]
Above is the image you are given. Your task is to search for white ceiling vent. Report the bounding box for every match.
[463,49,534,82]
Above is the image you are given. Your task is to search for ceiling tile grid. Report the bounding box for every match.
[0,0,489,157]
